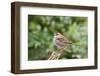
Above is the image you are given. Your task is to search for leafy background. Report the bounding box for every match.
[28,15,88,60]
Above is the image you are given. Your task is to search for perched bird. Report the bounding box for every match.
[53,32,72,49]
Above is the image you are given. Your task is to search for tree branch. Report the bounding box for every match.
[48,47,66,60]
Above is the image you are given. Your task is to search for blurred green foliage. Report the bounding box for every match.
[28,15,88,60]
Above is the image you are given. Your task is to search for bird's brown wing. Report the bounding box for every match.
[62,36,72,44]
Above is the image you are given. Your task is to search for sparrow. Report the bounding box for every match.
[53,32,72,49]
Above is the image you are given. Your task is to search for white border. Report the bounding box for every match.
[20,6,95,70]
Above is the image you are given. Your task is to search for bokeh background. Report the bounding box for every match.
[28,15,88,60]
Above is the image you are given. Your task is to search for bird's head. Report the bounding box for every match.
[54,32,61,36]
